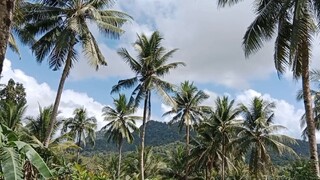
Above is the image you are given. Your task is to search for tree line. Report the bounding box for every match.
[1,0,320,179]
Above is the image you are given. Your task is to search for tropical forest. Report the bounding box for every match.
[1,0,320,179]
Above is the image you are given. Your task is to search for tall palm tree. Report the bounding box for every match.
[101,94,140,180]
[20,0,130,148]
[163,81,209,179]
[218,0,320,175]
[298,69,320,139]
[0,0,15,75]
[206,96,241,180]
[235,97,296,178]
[163,81,209,155]
[0,101,26,131]
[61,107,97,163]
[189,97,241,180]
[111,31,185,180]
[26,105,78,164]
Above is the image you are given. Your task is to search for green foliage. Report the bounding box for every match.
[281,160,319,180]
[0,124,52,179]
[235,97,297,178]
[0,79,26,105]
[84,120,185,154]
[102,94,140,146]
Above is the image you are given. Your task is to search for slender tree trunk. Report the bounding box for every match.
[222,135,225,180]
[118,140,123,180]
[43,48,73,148]
[186,123,190,155]
[139,91,150,180]
[0,0,15,76]
[301,56,320,177]
[185,122,190,180]
[76,131,82,163]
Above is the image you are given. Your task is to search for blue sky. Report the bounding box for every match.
[3,0,318,140]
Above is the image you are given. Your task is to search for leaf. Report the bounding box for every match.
[0,146,23,180]
[13,141,52,179]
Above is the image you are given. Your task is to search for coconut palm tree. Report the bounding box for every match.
[298,69,320,139]
[218,0,320,175]
[0,0,15,75]
[101,94,140,179]
[25,105,61,144]
[189,97,241,180]
[111,31,185,180]
[61,107,97,163]
[163,81,209,160]
[20,0,130,148]
[26,105,78,164]
[163,81,209,179]
[235,97,297,178]
[205,96,241,180]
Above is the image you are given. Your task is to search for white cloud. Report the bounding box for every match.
[71,0,278,88]
[2,59,107,130]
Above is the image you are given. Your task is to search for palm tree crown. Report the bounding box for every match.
[235,97,296,178]
[21,0,130,148]
[26,105,61,144]
[163,81,210,130]
[62,107,97,148]
[102,94,140,145]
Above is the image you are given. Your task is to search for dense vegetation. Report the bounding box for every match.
[1,0,320,179]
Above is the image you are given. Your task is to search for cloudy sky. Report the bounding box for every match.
[4,0,319,140]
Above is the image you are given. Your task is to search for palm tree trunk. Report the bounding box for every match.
[76,131,82,163]
[301,56,320,177]
[139,90,150,180]
[43,46,73,148]
[0,0,15,76]
[118,140,123,180]
[185,122,190,180]
[222,135,225,180]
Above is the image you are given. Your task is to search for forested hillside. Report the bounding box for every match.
[85,120,312,165]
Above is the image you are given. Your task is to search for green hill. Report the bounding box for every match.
[83,120,315,165]
[83,120,184,154]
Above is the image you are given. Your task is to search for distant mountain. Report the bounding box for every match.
[83,120,315,165]
[83,120,185,154]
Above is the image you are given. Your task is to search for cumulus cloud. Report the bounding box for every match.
[71,0,278,88]
[2,59,107,130]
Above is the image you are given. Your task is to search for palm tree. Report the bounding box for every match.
[298,70,320,138]
[0,0,15,75]
[205,96,241,180]
[218,0,320,175]
[163,81,210,154]
[163,81,209,178]
[101,94,140,179]
[189,97,241,180]
[20,0,130,148]
[61,107,97,163]
[25,105,61,144]
[111,31,185,180]
[0,101,26,131]
[235,97,297,178]
[25,105,77,163]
